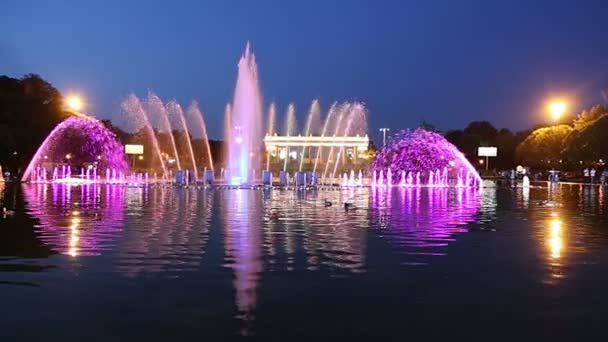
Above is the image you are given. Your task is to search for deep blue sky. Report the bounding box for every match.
[3,0,608,141]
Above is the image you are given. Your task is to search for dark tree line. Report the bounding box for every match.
[0,74,71,173]
[441,121,529,170]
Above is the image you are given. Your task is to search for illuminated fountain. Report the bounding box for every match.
[370,128,482,187]
[263,101,369,185]
[226,42,263,185]
[22,116,128,184]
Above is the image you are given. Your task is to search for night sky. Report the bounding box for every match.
[4,0,608,141]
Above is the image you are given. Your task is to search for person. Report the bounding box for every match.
[602,169,608,186]
[583,168,589,183]
[590,168,596,184]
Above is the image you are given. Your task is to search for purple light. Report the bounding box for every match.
[22,116,128,182]
[370,128,481,187]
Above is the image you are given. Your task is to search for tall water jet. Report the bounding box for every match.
[282,103,297,172]
[186,101,214,171]
[147,92,181,170]
[167,100,198,181]
[299,99,321,171]
[227,42,263,185]
[267,102,277,136]
[120,94,167,178]
[223,103,232,179]
[265,102,277,170]
[313,101,338,174]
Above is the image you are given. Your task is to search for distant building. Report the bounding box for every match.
[263,133,371,174]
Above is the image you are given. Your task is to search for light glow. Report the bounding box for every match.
[66,95,83,112]
[548,101,567,121]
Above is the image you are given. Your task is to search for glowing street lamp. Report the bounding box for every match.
[548,100,566,122]
[65,153,72,160]
[66,95,83,112]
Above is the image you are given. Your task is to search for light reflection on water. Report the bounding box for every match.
[4,182,608,337]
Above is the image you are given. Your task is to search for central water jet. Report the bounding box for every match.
[227,42,263,185]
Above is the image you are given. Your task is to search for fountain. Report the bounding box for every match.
[186,101,214,172]
[167,99,198,181]
[283,104,297,172]
[226,42,263,185]
[299,99,321,171]
[22,116,128,183]
[120,95,168,178]
[312,101,338,174]
[370,128,482,187]
[266,102,277,170]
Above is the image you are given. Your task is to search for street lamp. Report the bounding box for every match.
[66,95,83,112]
[379,128,390,147]
[548,100,566,122]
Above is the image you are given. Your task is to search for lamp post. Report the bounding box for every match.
[548,100,567,123]
[66,96,83,112]
[379,128,390,147]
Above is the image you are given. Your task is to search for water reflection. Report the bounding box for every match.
[221,189,263,336]
[19,184,491,336]
[116,188,212,276]
[23,184,124,257]
[370,187,482,262]
[548,215,563,260]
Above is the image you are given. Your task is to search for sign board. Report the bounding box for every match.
[125,144,144,155]
[478,147,497,157]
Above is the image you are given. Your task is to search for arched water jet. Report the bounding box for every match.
[22,116,128,182]
[167,100,198,181]
[265,102,277,170]
[282,103,296,172]
[299,99,321,171]
[147,92,181,170]
[322,103,350,181]
[119,94,167,178]
[186,101,214,171]
[312,101,338,174]
[370,128,481,187]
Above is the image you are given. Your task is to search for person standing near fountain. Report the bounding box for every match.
[583,167,589,183]
[590,168,596,184]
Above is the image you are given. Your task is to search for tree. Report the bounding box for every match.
[573,104,608,129]
[515,125,572,168]
[0,74,70,173]
[418,120,439,132]
[463,121,498,145]
[494,128,517,170]
[564,113,608,163]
